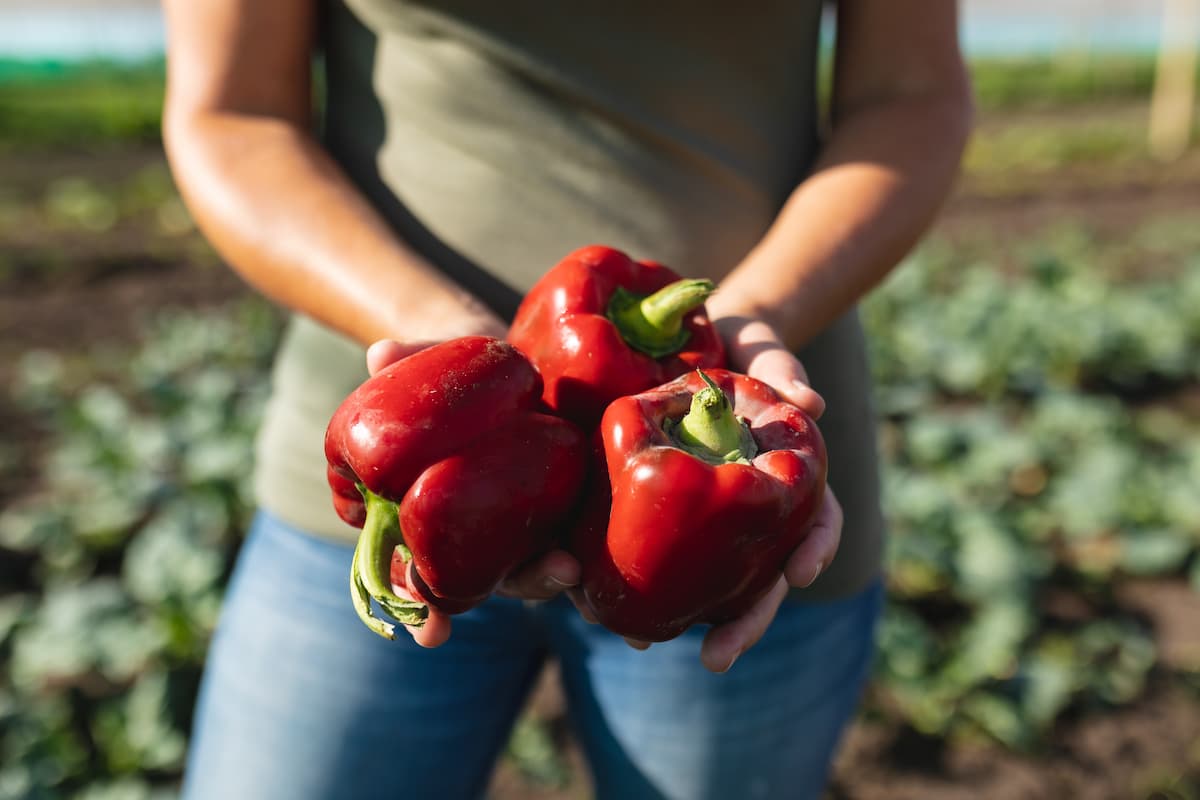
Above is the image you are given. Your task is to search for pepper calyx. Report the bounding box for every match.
[607,278,716,358]
[665,371,758,465]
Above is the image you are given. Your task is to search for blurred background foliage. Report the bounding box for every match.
[0,60,165,150]
[1,39,1200,800]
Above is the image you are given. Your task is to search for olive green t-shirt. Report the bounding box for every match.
[255,0,885,600]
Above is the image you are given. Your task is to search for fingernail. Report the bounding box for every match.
[719,649,743,674]
[542,575,572,592]
[803,561,824,588]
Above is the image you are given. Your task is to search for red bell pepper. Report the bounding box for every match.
[324,336,588,639]
[507,245,725,427]
[573,369,827,642]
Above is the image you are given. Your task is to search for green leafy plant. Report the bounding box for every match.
[0,302,280,798]
[863,219,1200,749]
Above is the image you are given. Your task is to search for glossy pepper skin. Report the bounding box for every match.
[325,336,588,639]
[507,244,725,428]
[573,369,827,642]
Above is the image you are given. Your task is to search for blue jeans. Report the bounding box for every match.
[182,511,882,800]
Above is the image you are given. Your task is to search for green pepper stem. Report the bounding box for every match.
[607,278,716,358]
[351,542,394,639]
[351,487,429,638]
[672,371,758,464]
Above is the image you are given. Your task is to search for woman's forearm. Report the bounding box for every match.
[708,91,972,350]
[163,111,506,346]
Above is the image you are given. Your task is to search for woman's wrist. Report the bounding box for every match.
[707,281,797,346]
[374,286,508,345]
[432,290,508,340]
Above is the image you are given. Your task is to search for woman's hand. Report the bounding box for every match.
[365,338,582,649]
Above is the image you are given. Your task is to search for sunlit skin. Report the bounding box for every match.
[161,0,972,672]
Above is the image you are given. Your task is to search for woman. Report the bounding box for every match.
[161,1,972,798]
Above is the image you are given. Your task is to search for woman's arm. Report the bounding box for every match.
[161,0,562,648]
[707,0,973,348]
[160,0,506,346]
[698,0,973,673]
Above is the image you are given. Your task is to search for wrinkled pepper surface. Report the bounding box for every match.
[573,369,827,642]
[325,336,588,639]
[507,244,725,428]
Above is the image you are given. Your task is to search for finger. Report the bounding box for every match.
[406,610,452,648]
[566,587,599,624]
[716,318,826,420]
[624,637,651,651]
[365,339,435,376]
[495,549,580,600]
[388,579,452,647]
[743,344,825,420]
[783,485,844,589]
[743,335,811,384]
[700,575,789,673]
